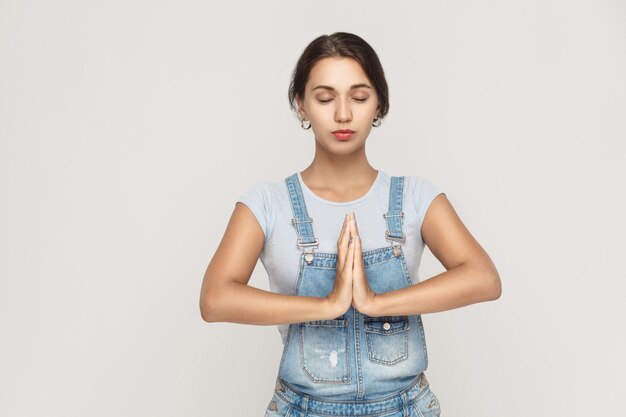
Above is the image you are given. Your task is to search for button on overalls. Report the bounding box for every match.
[265,174,441,417]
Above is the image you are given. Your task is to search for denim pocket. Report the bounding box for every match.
[363,315,409,365]
[299,319,350,383]
[411,385,441,417]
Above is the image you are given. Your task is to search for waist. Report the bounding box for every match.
[273,373,430,416]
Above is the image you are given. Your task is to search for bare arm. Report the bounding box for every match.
[199,203,352,325]
[357,194,502,316]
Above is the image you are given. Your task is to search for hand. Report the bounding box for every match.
[326,213,355,316]
[349,213,377,314]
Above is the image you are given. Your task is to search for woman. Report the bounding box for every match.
[200,32,501,417]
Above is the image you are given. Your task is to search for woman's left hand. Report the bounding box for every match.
[349,212,377,314]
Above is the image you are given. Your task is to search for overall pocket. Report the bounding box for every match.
[411,385,441,417]
[299,319,350,383]
[363,315,409,365]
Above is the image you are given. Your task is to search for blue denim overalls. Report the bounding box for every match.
[264,174,441,417]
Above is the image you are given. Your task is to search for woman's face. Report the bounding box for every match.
[296,57,380,155]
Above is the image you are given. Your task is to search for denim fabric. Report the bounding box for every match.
[266,173,440,415]
[264,373,441,417]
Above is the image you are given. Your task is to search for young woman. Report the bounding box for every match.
[200,32,501,417]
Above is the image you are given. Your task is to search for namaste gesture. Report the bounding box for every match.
[328,212,377,316]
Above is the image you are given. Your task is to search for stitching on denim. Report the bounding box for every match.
[364,322,409,365]
[299,321,351,384]
[415,315,428,370]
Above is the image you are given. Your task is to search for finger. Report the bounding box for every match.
[347,213,354,244]
[353,214,363,263]
[346,222,356,271]
[349,212,357,244]
[337,215,350,269]
[354,231,364,269]
[339,214,350,245]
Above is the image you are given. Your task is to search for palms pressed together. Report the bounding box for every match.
[340,212,377,314]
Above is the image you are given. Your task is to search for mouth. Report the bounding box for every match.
[332,130,355,140]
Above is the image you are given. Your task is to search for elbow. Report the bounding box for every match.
[483,267,502,301]
[199,287,222,323]
[199,297,214,323]
[467,261,501,302]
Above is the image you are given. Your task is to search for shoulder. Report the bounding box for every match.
[237,177,288,202]
[382,173,443,197]
[394,174,446,226]
[403,175,443,196]
[236,177,289,242]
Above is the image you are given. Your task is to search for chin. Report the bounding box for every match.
[323,141,365,154]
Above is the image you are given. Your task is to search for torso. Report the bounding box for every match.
[235,170,445,344]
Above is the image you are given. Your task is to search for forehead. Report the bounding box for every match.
[307,57,370,90]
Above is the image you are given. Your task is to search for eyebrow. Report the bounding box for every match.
[311,83,372,92]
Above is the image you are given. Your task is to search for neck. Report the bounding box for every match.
[300,141,378,189]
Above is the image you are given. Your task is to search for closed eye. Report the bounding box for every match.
[318,98,368,104]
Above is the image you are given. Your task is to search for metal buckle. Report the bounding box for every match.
[385,230,406,243]
[297,238,319,248]
[291,217,313,225]
[382,212,404,219]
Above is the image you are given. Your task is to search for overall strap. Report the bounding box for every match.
[285,173,318,263]
[384,176,406,247]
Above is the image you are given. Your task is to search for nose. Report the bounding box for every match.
[335,98,352,123]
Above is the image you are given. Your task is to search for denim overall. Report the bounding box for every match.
[264,174,441,417]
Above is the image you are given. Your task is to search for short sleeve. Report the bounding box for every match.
[411,176,445,237]
[236,182,270,241]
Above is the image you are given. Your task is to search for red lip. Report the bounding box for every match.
[333,130,355,140]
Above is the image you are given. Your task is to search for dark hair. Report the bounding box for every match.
[288,32,389,121]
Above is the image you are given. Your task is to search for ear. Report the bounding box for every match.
[295,94,308,119]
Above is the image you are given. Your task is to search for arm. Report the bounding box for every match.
[355,194,502,316]
[199,203,350,325]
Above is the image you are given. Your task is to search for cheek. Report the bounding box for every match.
[308,107,334,123]
[364,101,380,113]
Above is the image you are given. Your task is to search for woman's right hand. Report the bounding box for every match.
[326,213,355,316]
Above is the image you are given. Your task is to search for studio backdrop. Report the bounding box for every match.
[0,1,624,416]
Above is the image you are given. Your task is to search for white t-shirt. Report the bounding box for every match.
[236,170,445,343]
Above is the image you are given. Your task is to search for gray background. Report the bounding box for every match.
[1,1,624,416]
